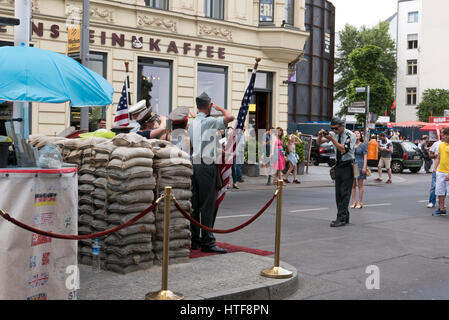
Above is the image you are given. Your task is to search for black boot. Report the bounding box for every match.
[330,220,346,227]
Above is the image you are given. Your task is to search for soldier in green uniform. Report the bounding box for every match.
[188,92,235,253]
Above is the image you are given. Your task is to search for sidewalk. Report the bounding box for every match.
[78,252,298,300]
[228,165,407,192]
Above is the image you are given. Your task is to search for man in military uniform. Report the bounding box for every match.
[188,92,235,253]
[128,100,147,133]
[128,100,167,139]
[317,117,356,227]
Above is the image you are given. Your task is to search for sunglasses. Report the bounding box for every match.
[331,126,340,131]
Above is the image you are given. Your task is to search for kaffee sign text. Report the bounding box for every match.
[0,22,226,59]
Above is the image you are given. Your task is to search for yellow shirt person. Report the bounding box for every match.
[438,142,449,173]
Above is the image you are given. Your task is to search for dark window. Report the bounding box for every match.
[198,64,228,115]
[407,34,418,49]
[70,51,108,131]
[284,0,294,26]
[138,57,172,116]
[205,0,224,20]
[407,60,418,75]
[259,0,274,23]
[406,88,417,105]
[145,0,169,10]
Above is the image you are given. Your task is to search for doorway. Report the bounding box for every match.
[253,91,271,131]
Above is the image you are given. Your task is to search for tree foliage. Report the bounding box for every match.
[335,21,396,117]
[346,45,394,123]
[416,89,449,122]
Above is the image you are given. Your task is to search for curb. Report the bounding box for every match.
[198,261,299,300]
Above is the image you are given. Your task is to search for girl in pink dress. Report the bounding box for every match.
[272,127,286,186]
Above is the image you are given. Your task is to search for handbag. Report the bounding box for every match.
[366,168,372,177]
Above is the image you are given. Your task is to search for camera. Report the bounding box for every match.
[319,130,329,136]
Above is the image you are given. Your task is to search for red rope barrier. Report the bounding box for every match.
[173,193,277,234]
[0,200,160,240]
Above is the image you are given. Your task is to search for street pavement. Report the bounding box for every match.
[216,165,449,299]
[79,164,449,300]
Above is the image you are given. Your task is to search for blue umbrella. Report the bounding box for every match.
[0,45,113,107]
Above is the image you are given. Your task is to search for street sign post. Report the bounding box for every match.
[348,107,366,114]
[349,101,366,108]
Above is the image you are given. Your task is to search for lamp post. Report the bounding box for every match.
[356,86,370,139]
[80,0,90,131]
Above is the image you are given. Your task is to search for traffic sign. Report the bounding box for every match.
[349,101,366,107]
[348,107,366,114]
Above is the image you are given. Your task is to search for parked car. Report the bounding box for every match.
[367,141,423,173]
[310,137,336,167]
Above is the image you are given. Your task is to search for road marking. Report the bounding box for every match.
[290,208,329,213]
[364,203,392,207]
[417,200,428,203]
[216,214,252,220]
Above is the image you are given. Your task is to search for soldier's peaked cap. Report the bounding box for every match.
[129,100,149,115]
[169,106,190,124]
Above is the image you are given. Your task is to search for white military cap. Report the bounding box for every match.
[129,100,148,116]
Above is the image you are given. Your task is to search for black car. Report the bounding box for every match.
[367,141,424,173]
[310,137,336,167]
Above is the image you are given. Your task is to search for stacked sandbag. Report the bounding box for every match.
[103,133,157,274]
[77,139,112,268]
[151,139,193,265]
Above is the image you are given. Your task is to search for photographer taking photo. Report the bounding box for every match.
[317,117,356,227]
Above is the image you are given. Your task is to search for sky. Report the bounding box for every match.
[328,0,398,32]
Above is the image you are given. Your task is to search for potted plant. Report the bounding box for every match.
[282,133,306,175]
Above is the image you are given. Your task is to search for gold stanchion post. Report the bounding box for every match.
[261,180,293,279]
[145,186,184,300]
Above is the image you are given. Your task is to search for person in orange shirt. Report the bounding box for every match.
[433,127,449,216]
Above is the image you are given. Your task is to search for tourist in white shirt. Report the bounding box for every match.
[427,132,443,208]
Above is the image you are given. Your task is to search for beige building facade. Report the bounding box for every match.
[0,0,308,135]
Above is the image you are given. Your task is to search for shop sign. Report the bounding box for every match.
[67,25,80,56]
[4,22,227,60]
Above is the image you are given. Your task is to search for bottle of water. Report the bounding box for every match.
[92,239,101,273]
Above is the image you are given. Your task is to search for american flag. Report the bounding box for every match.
[113,79,130,126]
[215,69,257,209]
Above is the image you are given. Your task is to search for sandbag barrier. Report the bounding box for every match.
[0,195,164,241]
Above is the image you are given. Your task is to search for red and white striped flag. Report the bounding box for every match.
[215,68,257,209]
[113,78,130,126]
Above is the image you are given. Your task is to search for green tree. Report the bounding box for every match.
[416,89,449,122]
[346,45,394,123]
[335,22,396,115]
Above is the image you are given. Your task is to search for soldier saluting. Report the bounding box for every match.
[188,92,234,253]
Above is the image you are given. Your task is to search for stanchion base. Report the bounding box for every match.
[261,266,293,279]
[145,290,184,300]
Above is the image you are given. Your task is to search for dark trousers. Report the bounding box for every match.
[191,163,217,248]
[424,158,432,173]
[335,162,354,222]
[232,161,242,183]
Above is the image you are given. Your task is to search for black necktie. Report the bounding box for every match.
[337,134,342,162]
